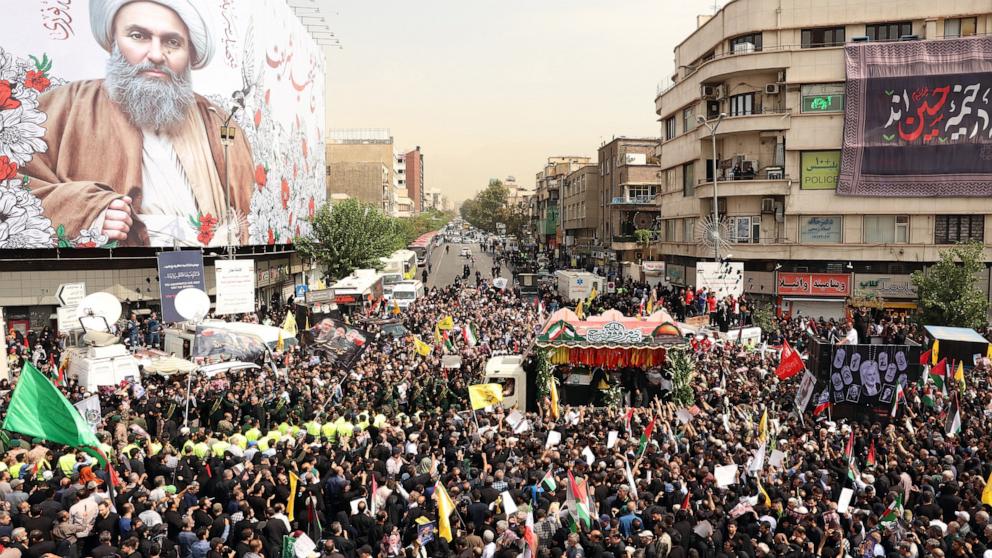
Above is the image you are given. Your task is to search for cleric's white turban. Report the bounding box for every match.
[89,0,215,70]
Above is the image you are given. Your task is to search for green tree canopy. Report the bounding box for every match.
[296,199,408,281]
[460,178,528,236]
[911,241,990,329]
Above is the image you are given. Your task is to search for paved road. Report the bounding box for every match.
[425,240,512,289]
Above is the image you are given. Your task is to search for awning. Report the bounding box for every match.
[881,301,917,309]
[783,297,847,303]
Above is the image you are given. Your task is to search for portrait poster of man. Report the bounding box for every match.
[0,0,326,248]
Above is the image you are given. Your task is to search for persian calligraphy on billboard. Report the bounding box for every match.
[0,1,326,248]
[837,37,992,197]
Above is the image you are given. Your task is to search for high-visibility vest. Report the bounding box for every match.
[193,442,210,459]
[245,428,261,442]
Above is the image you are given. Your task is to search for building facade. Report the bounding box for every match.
[561,165,601,267]
[598,138,663,272]
[405,147,425,213]
[325,162,391,210]
[653,0,992,318]
[326,129,396,212]
[531,157,592,251]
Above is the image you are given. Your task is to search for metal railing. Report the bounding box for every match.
[610,195,660,205]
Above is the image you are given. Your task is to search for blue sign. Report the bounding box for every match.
[295,284,309,297]
[156,251,206,323]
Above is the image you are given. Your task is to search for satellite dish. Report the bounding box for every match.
[174,288,210,322]
[75,292,122,332]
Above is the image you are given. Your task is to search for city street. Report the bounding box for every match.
[426,239,513,289]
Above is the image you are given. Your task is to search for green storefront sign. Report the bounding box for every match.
[800,150,841,190]
[801,94,844,113]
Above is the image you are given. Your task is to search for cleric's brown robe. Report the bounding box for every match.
[23,79,254,246]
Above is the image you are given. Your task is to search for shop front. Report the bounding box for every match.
[776,272,851,321]
[851,273,918,315]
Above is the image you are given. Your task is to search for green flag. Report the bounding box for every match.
[541,469,557,491]
[880,493,903,524]
[2,362,105,465]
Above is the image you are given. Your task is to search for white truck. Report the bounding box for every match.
[483,355,527,410]
[62,332,141,392]
[555,270,604,302]
[390,280,424,309]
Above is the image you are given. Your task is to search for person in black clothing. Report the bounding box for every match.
[90,530,118,558]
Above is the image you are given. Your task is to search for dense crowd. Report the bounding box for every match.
[0,247,990,558]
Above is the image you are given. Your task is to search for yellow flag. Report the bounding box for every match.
[287,472,299,521]
[434,324,443,345]
[435,481,456,542]
[588,287,598,303]
[758,409,768,443]
[305,314,310,331]
[549,377,560,420]
[412,336,433,356]
[757,478,771,507]
[468,384,504,410]
[282,312,297,336]
[983,472,992,506]
[932,340,940,365]
[437,315,454,330]
[955,360,966,389]
[646,296,655,315]
[392,299,401,315]
[987,342,992,360]
[276,330,285,352]
[575,300,585,320]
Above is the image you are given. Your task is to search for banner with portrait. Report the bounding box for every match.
[838,37,992,197]
[308,318,369,368]
[809,341,922,420]
[0,1,326,248]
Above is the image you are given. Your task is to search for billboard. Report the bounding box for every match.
[214,259,255,315]
[838,37,992,197]
[157,250,205,322]
[0,0,326,248]
[776,272,851,297]
[695,261,744,298]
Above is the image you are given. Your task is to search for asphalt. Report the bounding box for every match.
[424,240,513,289]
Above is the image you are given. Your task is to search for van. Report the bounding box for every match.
[483,355,527,410]
[164,321,298,360]
[63,333,141,392]
[390,280,424,309]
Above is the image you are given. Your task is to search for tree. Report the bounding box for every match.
[296,199,407,281]
[911,241,990,329]
[461,179,510,233]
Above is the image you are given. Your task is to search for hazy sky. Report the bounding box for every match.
[322,0,720,203]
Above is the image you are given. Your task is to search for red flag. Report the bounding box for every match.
[775,340,804,380]
[681,489,691,512]
[919,349,931,366]
[813,400,831,416]
[844,431,854,461]
[623,408,634,434]
[205,463,212,478]
[867,440,876,466]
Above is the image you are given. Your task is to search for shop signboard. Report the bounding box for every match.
[853,274,918,299]
[777,272,851,297]
[800,151,841,190]
[214,260,256,315]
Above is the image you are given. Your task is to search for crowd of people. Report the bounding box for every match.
[0,244,990,558]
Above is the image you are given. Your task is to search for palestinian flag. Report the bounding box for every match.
[566,470,591,528]
[919,349,931,366]
[847,459,861,483]
[55,354,69,388]
[880,493,903,524]
[890,382,905,418]
[442,330,455,353]
[866,440,876,467]
[638,418,656,456]
[921,385,936,409]
[462,324,479,347]
[945,395,962,436]
[930,358,947,391]
[623,408,634,434]
[523,511,538,558]
[541,469,557,491]
[843,430,854,462]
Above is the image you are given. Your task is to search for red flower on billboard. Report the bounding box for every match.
[23,70,50,92]
[0,156,17,181]
[293,163,298,179]
[302,138,308,159]
[295,224,300,237]
[307,197,315,218]
[0,81,21,110]
[254,164,267,190]
[190,212,217,245]
[280,178,290,209]
[264,89,271,105]
[266,228,275,245]
[253,108,262,128]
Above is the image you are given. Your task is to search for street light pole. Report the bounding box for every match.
[698,113,726,261]
[208,106,239,258]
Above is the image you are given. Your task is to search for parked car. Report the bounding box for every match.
[460,247,472,257]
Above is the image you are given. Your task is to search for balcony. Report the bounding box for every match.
[694,176,792,198]
[696,109,791,137]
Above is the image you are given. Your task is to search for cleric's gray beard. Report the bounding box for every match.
[104,46,194,133]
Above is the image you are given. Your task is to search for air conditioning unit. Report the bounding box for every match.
[851,35,870,42]
[700,85,716,99]
[766,167,784,180]
[732,42,755,54]
[715,85,726,99]
[764,83,780,95]
[761,198,775,213]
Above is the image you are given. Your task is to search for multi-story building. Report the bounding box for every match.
[561,164,601,268]
[598,138,663,273]
[326,129,396,212]
[504,176,534,207]
[405,147,425,213]
[653,0,992,318]
[531,157,592,251]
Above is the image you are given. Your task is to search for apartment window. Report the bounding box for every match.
[729,32,762,53]
[682,106,696,133]
[682,162,695,197]
[683,217,696,243]
[864,215,909,243]
[935,215,985,244]
[628,185,657,199]
[729,93,755,116]
[866,21,912,41]
[944,17,977,38]
[665,117,677,140]
[666,219,679,242]
[800,83,845,113]
[801,27,846,48]
[800,215,843,243]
